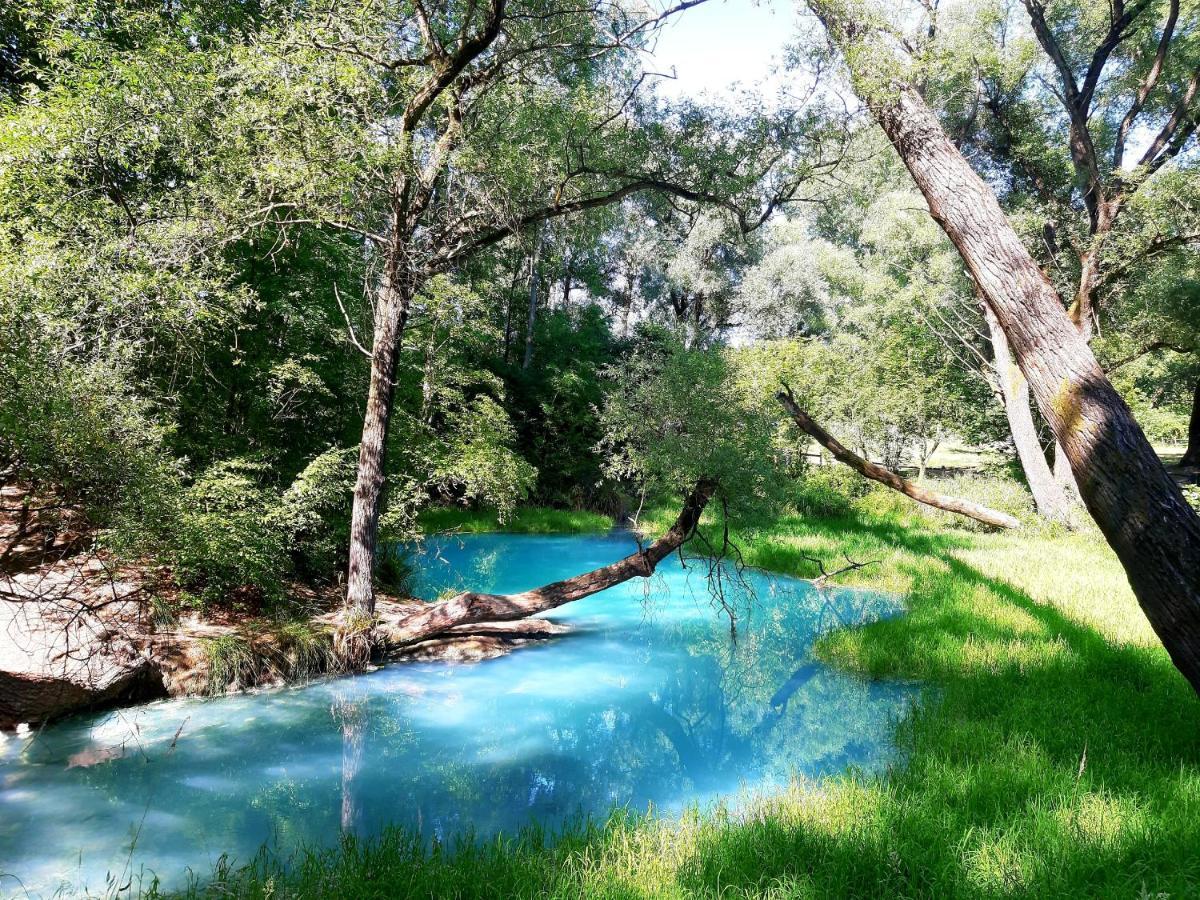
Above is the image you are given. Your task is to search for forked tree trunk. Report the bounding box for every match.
[983,304,1072,521]
[847,72,1200,691]
[1181,380,1200,469]
[777,392,1020,529]
[346,277,411,615]
[386,479,716,646]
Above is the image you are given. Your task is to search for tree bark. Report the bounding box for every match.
[777,391,1020,529]
[346,277,411,615]
[561,256,573,310]
[983,304,1072,521]
[1182,380,1200,469]
[386,479,716,645]
[808,25,1200,690]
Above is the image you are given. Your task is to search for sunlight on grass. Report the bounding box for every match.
[418,506,614,534]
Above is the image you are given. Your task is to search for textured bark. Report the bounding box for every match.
[386,479,716,646]
[983,304,1072,521]
[346,278,410,615]
[777,392,1019,529]
[820,43,1200,689]
[1183,380,1200,469]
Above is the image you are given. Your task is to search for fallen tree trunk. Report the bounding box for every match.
[381,479,718,646]
[776,390,1020,530]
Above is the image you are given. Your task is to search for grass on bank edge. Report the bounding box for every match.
[418,505,613,534]
[167,483,1200,899]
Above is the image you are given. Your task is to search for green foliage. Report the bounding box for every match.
[790,465,870,518]
[598,331,787,517]
[272,447,358,582]
[511,305,619,506]
[166,460,287,606]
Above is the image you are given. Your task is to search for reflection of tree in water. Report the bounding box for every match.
[332,693,366,835]
[313,567,914,840]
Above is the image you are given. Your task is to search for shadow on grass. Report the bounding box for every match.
[175,511,1200,899]
[678,512,1200,898]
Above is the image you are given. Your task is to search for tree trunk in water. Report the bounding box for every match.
[983,304,1072,521]
[777,391,1020,529]
[346,279,410,615]
[847,70,1200,691]
[387,480,716,646]
[1181,380,1200,469]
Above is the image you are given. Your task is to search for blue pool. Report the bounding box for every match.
[0,533,918,896]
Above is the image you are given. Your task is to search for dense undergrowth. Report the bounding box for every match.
[162,479,1200,899]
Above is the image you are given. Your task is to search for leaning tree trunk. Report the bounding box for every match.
[777,392,1019,529]
[850,73,1200,691]
[983,304,1073,522]
[346,277,411,615]
[386,480,716,646]
[1181,380,1200,469]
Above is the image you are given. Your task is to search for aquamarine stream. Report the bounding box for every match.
[0,533,919,896]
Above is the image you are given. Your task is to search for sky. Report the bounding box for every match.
[643,0,798,101]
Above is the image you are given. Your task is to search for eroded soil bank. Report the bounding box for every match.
[0,487,567,730]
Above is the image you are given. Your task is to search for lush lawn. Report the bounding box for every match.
[171,488,1200,898]
[418,505,614,534]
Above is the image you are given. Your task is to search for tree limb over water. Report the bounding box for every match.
[375,479,718,648]
[776,387,1020,530]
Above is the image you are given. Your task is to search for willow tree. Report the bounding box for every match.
[804,0,1200,693]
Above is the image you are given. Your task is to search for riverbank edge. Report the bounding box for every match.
[0,508,616,731]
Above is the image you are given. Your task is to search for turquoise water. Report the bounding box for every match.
[0,533,918,897]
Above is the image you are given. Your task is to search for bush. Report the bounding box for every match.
[855,472,1038,532]
[166,459,288,607]
[272,446,358,582]
[0,338,181,531]
[789,465,871,517]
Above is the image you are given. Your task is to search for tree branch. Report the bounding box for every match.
[379,479,718,646]
[776,387,1019,529]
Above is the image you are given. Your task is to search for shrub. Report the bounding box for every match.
[790,465,871,517]
[166,459,288,607]
[273,446,358,582]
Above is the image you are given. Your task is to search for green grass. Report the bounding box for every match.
[170,484,1200,898]
[418,505,614,534]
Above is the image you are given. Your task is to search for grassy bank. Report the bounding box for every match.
[170,487,1200,898]
[418,506,614,534]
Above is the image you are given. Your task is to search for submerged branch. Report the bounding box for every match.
[776,387,1020,530]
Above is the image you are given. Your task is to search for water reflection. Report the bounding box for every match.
[0,533,918,896]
